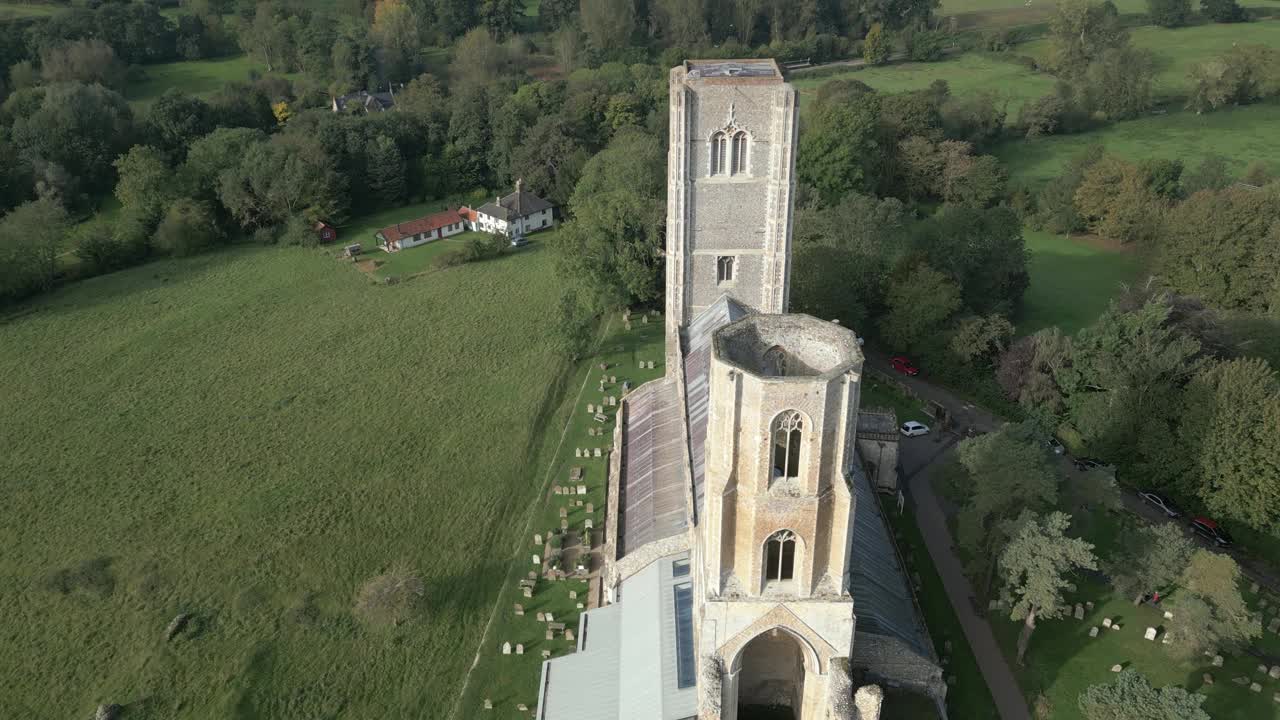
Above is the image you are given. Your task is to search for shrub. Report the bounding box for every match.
[903,28,947,62]
[1019,94,1066,138]
[432,248,470,269]
[354,565,425,626]
[1147,0,1193,26]
[863,24,891,66]
[153,198,221,257]
[1200,0,1245,22]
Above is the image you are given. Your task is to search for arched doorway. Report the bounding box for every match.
[737,629,806,720]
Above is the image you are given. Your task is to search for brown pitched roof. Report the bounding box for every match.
[377,209,465,243]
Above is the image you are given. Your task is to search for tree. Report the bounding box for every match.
[0,198,69,302]
[1200,0,1245,22]
[580,0,636,51]
[999,510,1097,665]
[1146,0,1192,26]
[1187,45,1280,113]
[146,90,214,162]
[1108,523,1194,605]
[554,128,665,310]
[911,205,1029,315]
[480,0,525,40]
[39,39,126,89]
[1031,144,1104,233]
[863,23,891,66]
[950,314,1015,365]
[540,0,578,30]
[956,424,1061,589]
[1181,155,1231,194]
[509,117,590,209]
[1156,183,1280,313]
[218,134,348,229]
[449,27,508,89]
[1182,358,1280,532]
[797,92,885,203]
[113,146,174,216]
[9,83,134,199]
[879,264,961,351]
[1081,46,1155,120]
[180,127,266,202]
[153,198,222,257]
[1073,155,1163,244]
[653,0,708,46]
[1047,0,1128,76]
[1078,669,1209,720]
[1167,550,1261,657]
[372,0,420,78]
[366,134,407,207]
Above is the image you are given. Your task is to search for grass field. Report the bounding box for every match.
[939,0,1280,29]
[124,54,293,106]
[0,1,61,16]
[1017,19,1280,101]
[996,102,1280,190]
[1018,230,1144,335]
[993,576,1280,720]
[0,240,585,718]
[793,53,1055,112]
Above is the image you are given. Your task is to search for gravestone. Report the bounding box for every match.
[1203,674,1213,686]
[593,448,602,458]
[565,628,574,642]
[545,613,554,622]
[532,554,540,565]
[1102,618,1113,628]
[1144,627,1157,641]
[1233,677,1249,686]
[586,503,594,514]
[534,534,542,545]
[546,629,554,640]
[1164,610,1174,620]
[1110,665,1123,673]
[1086,601,1094,611]
[1089,627,1099,637]
[514,603,524,616]
[570,467,583,481]
[516,644,524,655]
[1251,582,1261,594]
[165,613,191,642]
[642,315,648,324]
[1258,664,1268,674]
[1261,599,1269,608]
[484,699,493,710]
[575,500,583,507]
[594,413,607,423]
[523,587,533,598]
[95,705,121,720]
[1252,683,1263,693]
[575,448,582,458]
[610,375,616,383]
[542,650,552,658]
[502,642,511,655]
[517,704,528,712]
[577,603,584,609]
[1111,624,1121,631]
[569,590,577,599]
[537,612,545,622]
[529,571,538,580]
[560,507,568,518]
[1212,655,1224,667]
[1074,604,1084,620]
[587,404,595,413]
[1270,666,1280,679]
[578,485,587,494]
[1268,618,1280,633]
[561,519,568,529]
[585,519,593,529]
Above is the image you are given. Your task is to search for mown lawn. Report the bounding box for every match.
[1017,19,1280,101]
[457,313,667,719]
[996,102,1280,191]
[793,53,1055,112]
[0,242,582,719]
[1018,230,1144,335]
[124,54,296,106]
[992,577,1280,720]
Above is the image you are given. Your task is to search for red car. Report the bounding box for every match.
[891,356,920,376]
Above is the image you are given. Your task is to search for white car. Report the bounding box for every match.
[900,421,930,437]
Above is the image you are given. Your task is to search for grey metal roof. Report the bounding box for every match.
[681,296,749,524]
[538,553,697,720]
[617,379,689,558]
[847,458,932,657]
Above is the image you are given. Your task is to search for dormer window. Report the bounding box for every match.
[710,132,727,175]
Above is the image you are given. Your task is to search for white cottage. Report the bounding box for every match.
[471,180,555,238]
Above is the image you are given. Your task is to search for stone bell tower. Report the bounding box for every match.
[696,313,865,720]
[665,59,798,345]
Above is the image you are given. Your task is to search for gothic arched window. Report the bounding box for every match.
[772,411,803,480]
[717,255,735,285]
[710,132,727,176]
[765,530,797,581]
[763,345,787,377]
[731,131,749,175]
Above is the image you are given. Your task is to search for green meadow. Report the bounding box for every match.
[1018,230,1144,336]
[0,241,584,719]
[124,54,294,106]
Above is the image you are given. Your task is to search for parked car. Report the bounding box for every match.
[1046,437,1065,455]
[900,421,930,437]
[891,356,920,376]
[1189,516,1233,547]
[1137,490,1182,518]
[510,236,529,247]
[1074,457,1107,472]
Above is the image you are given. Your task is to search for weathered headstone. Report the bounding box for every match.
[546,613,554,622]
[1268,617,1280,633]
[1144,627,1157,641]
[532,554,540,565]
[559,507,568,518]
[577,485,587,495]
[1212,655,1224,667]
[609,375,616,383]
[534,534,543,545]
[561,519,568,529]
[516,644,524,655]
[570,467,583,481]
[1251,582,1261,594]
[586,503,594,514]
[517,704,528,712]
[1258,664,1269,675]
[165,613,192,642]
[593,448,602,457]
[484,698,493,710]
[502,642,511,655]
[1074,603,1084,620]
[1111,624,1121,631]
[569,590,577,599]
[1233,676,1249,686]
[1202,673,1213,686]
[1270,666,1280,679]
[1102,618,1113,628]
[536,612,546,622]
[1086,601,1095,611]
[523,586,533,598]
[575,448,582,458]
[584,519,593,529]
[1252,683,1263,693]
[514,603,524,616]
[1163,610,1174,620]
[587,403,595,413]
[577,603,584,609]
[1110,664,1123,673]
[546,629,554,640]
[565,628,574,642]
[1089,627,1099,637]
[542,650,552,658]
[1274,691,1280,704]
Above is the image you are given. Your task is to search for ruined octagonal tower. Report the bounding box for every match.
[698,313,864,720]
[665,59,799,346]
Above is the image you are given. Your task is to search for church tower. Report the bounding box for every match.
[696,314,864,720]
[665,60,799,343]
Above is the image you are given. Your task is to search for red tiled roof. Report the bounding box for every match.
[378,209,465,243]
[458,206,479,223]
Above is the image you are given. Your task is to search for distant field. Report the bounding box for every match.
[0,242,579,718]
[0,1,60,16]
[793,53,1055,112]
[1018,19,1280,100]
[996,102,1280,189]
[125,54,292,106]
[1018,230,1144,335]
[939,0,1280,28]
